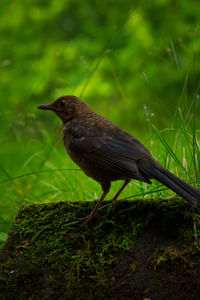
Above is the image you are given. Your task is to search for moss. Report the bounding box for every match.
[152,246,188,271]
[0,198,200,299]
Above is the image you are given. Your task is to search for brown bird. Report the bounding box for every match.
[38,95,200,226]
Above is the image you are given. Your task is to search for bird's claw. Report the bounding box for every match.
[73,213,101,227]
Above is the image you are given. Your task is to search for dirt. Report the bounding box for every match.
[111,229,200,300]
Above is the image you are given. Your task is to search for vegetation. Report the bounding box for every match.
[0,0,200,248]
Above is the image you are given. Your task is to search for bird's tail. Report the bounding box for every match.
[139,166,200,206]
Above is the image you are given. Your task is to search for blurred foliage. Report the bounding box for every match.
[0,0,200,131]
[0,0,200,237]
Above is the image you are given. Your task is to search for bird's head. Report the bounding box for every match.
[37,95,89,122]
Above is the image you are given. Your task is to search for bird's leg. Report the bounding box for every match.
[112,179,131,203]
[75,183,111,227]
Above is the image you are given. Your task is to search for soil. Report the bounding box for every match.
[0,199,200,300]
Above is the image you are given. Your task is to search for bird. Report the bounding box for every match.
[38,95,200,226]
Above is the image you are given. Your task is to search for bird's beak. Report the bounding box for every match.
[37,103,53,110]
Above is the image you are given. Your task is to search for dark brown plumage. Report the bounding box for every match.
[38,95,200,226]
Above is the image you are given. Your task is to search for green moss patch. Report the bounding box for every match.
[0,199,200,299]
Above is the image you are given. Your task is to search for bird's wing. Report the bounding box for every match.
[68,123,151,182]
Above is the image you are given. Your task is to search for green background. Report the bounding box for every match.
[0,0,199,244]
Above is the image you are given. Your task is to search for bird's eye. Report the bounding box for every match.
[59,100,66,107]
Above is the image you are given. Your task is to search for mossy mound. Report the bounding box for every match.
[0,199,200,300]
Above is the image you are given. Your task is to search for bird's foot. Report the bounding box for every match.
[73,213,101,227]
[112,196,118,206]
